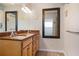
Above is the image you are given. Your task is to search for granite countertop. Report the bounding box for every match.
[0,33,34,41]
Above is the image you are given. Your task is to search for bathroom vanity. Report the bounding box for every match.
[0,30,40,56]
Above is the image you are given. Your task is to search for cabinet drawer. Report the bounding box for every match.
[23,37,32,48]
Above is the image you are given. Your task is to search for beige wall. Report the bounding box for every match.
[0,3,64,51]
[64,3,79,56]
[31,3,64,51]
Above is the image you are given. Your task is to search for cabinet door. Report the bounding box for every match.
[27,43,32,56]
[32,36,36,55]
[36,35,40,51]
[23,46,28,56]
[0,40,21,56]
[32,40,36,55]
[23,43,32,56]
[32,35,39,55]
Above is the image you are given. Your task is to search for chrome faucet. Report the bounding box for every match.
[10,31,15,37]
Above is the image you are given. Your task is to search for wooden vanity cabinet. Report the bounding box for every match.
[0,37,33,56]
[0,30,40,56]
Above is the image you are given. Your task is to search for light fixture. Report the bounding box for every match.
[24,7,32,13]
[21,5,32,13]
[21,7,28,13]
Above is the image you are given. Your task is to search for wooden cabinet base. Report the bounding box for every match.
[0,37,32,56]
[0,31,40,56]
[0,40,21,56]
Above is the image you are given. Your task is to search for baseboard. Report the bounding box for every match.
[39,49,65,53]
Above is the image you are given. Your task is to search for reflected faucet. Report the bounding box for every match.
[27,30,30,34]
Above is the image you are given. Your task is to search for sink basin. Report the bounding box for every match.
[11,34,34,40]
[12,36,26,40]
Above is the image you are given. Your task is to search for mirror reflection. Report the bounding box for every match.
[5,11,17,31]
[42,8,60,38]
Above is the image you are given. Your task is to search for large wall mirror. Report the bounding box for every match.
[42,8,60,38]
[5,11,18,31]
